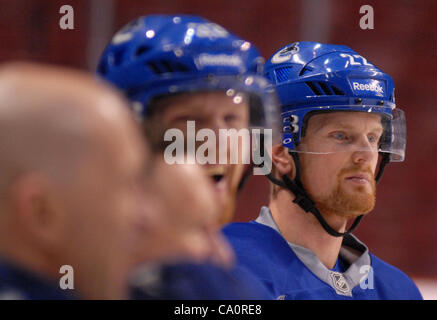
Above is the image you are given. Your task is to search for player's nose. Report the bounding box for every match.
[350,136,378,165]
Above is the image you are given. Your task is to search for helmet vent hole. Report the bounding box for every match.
[145,60,189,74]
[146,61,162,74]
[135,46,151,57]
[318,82,333,95]
[305,82,344,96]
[174,62,189,72]
[305,81,322,96]
[110,48,125,66]
[161,60,173,73]
[331,85,345,95]
[275,67,292,83]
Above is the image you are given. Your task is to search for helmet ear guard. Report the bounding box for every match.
[265,41,406,237]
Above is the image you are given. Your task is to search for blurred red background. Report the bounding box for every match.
[0,0,435,280]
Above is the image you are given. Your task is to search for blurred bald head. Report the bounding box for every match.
[0,62,148,299]
[0,62,137,195]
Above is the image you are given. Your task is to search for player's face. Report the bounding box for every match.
[298,112,382,219]
[153,91,250,224]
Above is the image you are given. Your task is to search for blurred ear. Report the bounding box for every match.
[271,145,296,180]
[8,174,67,252]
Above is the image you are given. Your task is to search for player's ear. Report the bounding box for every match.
[272,145,296,180]
[8,174,67,252]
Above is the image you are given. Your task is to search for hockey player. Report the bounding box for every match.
[223,42,423,299]
[97,15,278,299]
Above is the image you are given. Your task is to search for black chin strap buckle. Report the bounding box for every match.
[292,193,315,213]
[281,174,315,213]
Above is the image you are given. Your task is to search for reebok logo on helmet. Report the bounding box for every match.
[195,54,243,68]
[351,79,385,96]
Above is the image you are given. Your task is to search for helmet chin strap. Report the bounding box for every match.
[266,151,390,238]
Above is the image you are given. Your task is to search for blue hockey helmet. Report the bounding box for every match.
[264,41,406,162]
[97,15,279,138]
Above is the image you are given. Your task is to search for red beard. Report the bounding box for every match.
[307,166,376,219]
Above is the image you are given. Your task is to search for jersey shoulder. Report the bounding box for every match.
[223,221,293,262]
[223,221,309,297]
[369,253,423,300]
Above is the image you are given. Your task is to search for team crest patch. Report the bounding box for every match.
[329,271,351,296]
[271,43,300,64]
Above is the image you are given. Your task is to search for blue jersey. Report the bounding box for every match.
[223,207,423,300]
[130,262,272,300]
[0,258,76,300]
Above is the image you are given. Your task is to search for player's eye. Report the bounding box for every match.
[369,130,384,145]
[331,132,347,141]
[224,114,238,124]
[368,134,377,143]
